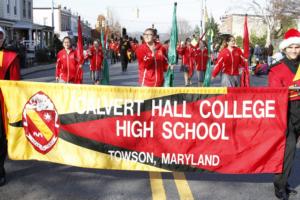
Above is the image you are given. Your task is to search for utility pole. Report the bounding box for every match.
[200,0,203,35]
[51,0,54,28]
[203,0,207,40]
[202,0,207,35]
[50,0,55,49]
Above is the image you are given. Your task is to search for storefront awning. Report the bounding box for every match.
[13,21,34,29]
[0,18,15,27]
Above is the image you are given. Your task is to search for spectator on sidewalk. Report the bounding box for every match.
[249,44,254,66]
[254,44,262,62]
[267,43,274,66]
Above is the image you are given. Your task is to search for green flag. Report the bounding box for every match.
[203,29,214,87]
[100,30,110,85]
[164,2,178,87]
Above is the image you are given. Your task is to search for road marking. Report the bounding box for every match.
[149,172,166,200]
[173,172,194,200]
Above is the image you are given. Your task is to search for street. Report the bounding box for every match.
[1,60,299,200]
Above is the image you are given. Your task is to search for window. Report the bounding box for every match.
[7,0,10,14]
[14,0,17,15]
[23,0,26,18]
[28,1,31,19]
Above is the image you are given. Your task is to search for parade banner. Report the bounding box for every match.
[0,81,288,174]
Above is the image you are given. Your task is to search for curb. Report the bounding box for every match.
[21,63,56,76]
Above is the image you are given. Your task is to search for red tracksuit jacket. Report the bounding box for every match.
[136,43,168,87]
[195,48,208,71]
[269,57,300,101]
[0,50,20,80]
[212,47,245,78]
[88,47,103,71]
[56,49,80,83]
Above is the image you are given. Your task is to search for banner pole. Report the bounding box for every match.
[289,87,300,90]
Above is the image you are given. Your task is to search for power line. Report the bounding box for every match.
[121,19,203,24]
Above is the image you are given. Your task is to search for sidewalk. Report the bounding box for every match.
[21,63,56,76]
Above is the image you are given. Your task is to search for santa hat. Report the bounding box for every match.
[279,28,300,51]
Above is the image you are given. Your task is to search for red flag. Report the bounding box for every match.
[199,29,207,41]
[76,16,84,84]
[241,15,250,87]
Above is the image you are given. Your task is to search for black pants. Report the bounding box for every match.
[121,60,128,72]
[274,100,300,193]
[0,103,7,177]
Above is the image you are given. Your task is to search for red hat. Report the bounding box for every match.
[279,28,300,51]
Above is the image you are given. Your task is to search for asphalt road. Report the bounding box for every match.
[1,60,299,200]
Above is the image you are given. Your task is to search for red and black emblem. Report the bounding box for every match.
[22,91,60,154]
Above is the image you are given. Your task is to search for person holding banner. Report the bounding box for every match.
[87,40,103,85]
[136,28,168,87]
[211,35,245,87]
[55,37,81,84]
[0,26,20,186]
[269,28,300,200]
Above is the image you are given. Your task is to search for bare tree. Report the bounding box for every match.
[248,0,278,46]
[275,0,300,16]
[177,18,193,42]
[248,0,299,46]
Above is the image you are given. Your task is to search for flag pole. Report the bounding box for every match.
[289,87,300,90]
[164,2,178,87]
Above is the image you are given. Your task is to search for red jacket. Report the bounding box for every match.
[177,45,193,67]
[269,58,300,101]
[177,45,197,77]
[212,47,245,78]
[130,42,139,52]
[0,50,20,134]
[56,49,81,83]
[136,43,168,87]
[0,50,20,80]
[195,48,208,71]
[88,47,104,71]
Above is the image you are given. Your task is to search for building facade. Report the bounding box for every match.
[219,14,267,38]
[0,0,53,49]
[33,5,92,42]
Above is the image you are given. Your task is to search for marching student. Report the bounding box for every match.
[55,37,82,84]
[87,40,104,84]
[177,38,194,86]
[195,40,209,86]
[119,35,131,72]
[211,35,245,87]
[136,28,168,87]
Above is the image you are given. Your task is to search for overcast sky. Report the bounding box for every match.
[33,0,260,33]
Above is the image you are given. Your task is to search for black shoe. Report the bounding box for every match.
[0,174,6,187]
[275,190,289,200]
[286,186,297,196]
